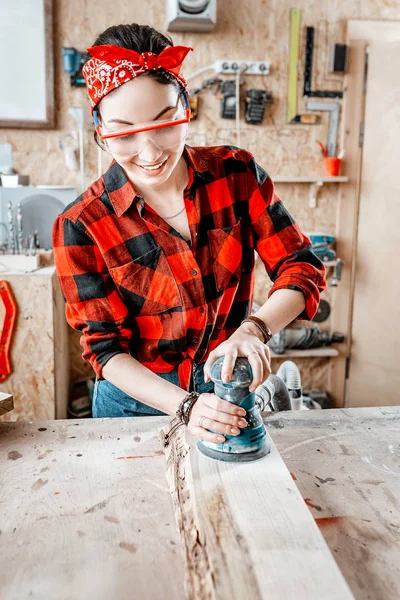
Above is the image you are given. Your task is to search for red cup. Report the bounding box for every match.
[324,157,341,177]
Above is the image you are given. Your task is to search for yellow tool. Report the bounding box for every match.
[287,8,301,123]
[287,8,320,125]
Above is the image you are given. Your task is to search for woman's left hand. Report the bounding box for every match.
[203,322,271,392]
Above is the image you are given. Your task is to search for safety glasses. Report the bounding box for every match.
[94,106,191,156]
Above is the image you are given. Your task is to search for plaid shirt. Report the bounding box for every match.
[53,145,326,391]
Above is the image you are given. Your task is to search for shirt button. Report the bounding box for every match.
[191,269,197,276]
[188,194,194,200]
[192,338,199,344]
[199,307,205,313]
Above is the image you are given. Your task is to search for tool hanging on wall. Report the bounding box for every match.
[62,48,86,87]
[287,8,320,125]
[188,96,199,120]
[189,76,223,121]
[68,107,85,192]
[268,324,344,354]
[330,44,348,73]
[312,299,331,323]
[219,80,238,119]
[244,89,273,124]
[16,203,23,255]
[305,100,340,156]
[0,280,17,383]
[303,27,343,99]
[7,202,15,255]
[330,258,343,287]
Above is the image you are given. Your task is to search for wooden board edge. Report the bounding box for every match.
[159,419,355,600]
[0,391,14,415]
[159,418,215,600]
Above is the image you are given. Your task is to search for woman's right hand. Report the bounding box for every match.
[187,392,248,443]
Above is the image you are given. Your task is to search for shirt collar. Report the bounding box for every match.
[103,145,212,217]
[103,159,138,217]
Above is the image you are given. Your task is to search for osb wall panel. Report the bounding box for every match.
[2,0,399,392]
[0,273,56,422]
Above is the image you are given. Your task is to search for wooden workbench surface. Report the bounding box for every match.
[0,407,399,600]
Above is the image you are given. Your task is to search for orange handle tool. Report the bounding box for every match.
[0,280,17,382]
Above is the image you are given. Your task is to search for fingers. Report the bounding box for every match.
[247,352,264,392]
[190,427,226,444]
[203,349,221,383]
[196,417,243,436]
[202,393,246,417]
[221,350,238,383]
[247,350,271,392]
[203,405,248,428]
[188,393,248,443]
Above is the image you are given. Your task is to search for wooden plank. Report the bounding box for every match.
[0,391,13,415]
[0,417,185,600]
[348,20,400,42]
[272,176,348,183]
[329,20,400,408]
[347,42,400,407]
[160,419,354,599]
[327,41,367,407]
[52,271,69,418]
[267,406,400,600]
[270,347,339,358]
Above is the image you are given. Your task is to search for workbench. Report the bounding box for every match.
[0,407,399,599]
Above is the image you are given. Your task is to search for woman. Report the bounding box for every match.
[53,23,326,444]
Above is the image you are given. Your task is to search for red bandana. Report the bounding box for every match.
[82,44,193,112]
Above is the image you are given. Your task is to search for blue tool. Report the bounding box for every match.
[62,48,86,87]
[197,357,271,462]
[307,232,336,262]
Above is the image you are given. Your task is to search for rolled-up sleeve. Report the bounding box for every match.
[245,152,326,320]
[53,215,133,378]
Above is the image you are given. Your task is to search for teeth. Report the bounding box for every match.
[140,161,164,170]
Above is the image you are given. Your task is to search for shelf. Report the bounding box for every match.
[270,347,339,358]
[272,176,349,208]
[273,176,348,183]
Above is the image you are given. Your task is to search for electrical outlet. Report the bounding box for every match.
[215,60,270,76]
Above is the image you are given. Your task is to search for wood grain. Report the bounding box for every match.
[347,41,400,406]
[1,408,399,599]
[0,416,185,600]
[160,418,354,599]
[267,406,400,600]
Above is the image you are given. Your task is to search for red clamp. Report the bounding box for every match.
[0,280,17,382]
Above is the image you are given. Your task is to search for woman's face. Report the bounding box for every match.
[99,76,187,189]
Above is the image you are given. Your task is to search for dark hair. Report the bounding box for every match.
[88,23,188,150]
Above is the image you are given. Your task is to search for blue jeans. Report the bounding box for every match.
[92,362,214,418]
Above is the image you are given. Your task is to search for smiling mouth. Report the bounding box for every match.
[136,158,168,171]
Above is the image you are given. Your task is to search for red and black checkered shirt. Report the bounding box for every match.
[53,145,326,391]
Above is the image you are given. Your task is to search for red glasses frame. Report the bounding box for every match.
[96,108,191,141]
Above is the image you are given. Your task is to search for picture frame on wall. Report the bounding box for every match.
[0,0,54,129]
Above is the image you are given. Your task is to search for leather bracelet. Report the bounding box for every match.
[176,391,200,425]
[241,315,272,344]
